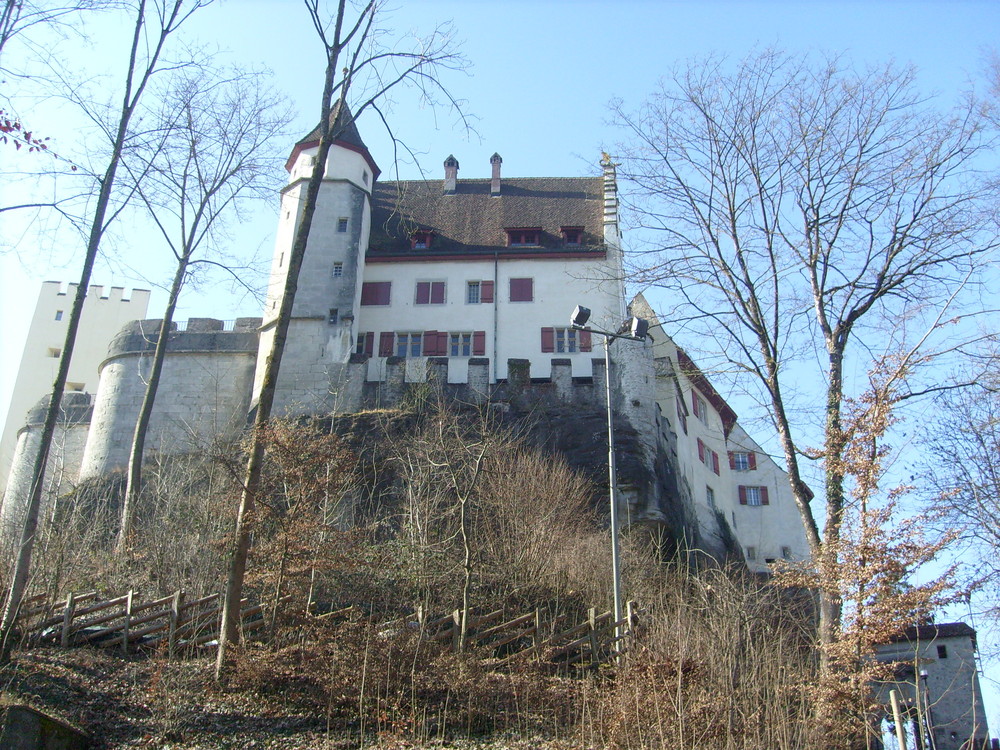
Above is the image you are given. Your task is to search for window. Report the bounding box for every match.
[48,348,61,358]
[509,277,533,302]
[355,332,374,357]
[395,333,423,357]
[332,262,343,278]
[66,382,84,392]
[561,226,583,245]
[729,451,757,471]
[746,546,757,561]
[328,308,339,325]
[541,327,592,353]
[675,395,688,435]
[692,391,708,424]
[738,485,770,506]
[506,228,541,246]
[781,546,793,561]
[411,231,433,249]
[696,438,720,475]
[362,170,369,184]
[937,645,948,659]
[278,252,284,267]
[706,486,716,509]
[415,281,446,305]
[54,310,63,321]
[337,217,349,233]
[360,281,391,306]
[467,280,494,304]
[450,333,472,357]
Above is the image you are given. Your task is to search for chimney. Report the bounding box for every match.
[443,154,459,194]
[601,152,618,236]
[490,152,502,196]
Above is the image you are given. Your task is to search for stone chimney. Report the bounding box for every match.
[443,154,459,194]
[490,152,502,196]
[601,152,619,237]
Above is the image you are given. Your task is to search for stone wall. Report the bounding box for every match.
[78,319,260,479]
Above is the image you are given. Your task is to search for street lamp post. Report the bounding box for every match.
[570,305,648,653]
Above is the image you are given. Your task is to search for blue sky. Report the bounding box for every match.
[2,0,999,728]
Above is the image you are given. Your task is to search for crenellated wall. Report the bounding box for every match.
[78,318,260,480]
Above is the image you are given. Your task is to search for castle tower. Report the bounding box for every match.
[0,282,150,495]
[252,105,381,416]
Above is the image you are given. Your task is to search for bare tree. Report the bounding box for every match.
[611,50,998,669]
[114,67,290,552]
[0,0,212,664]
[214,0,468,679]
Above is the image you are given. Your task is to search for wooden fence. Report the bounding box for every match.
[14,590,283,657]
[14,590,639,669]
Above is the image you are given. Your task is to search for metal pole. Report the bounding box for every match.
[604,336,623,650]
[890,689,909,750]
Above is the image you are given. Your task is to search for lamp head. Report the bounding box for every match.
[629,317,649,340]
[571,305,591,328]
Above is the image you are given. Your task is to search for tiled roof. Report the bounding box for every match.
[296,101,368,152]
[368,176,605,257]
[890,622,977,643]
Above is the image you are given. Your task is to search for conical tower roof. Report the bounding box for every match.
[285,100,380,178]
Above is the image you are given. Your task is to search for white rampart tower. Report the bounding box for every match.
[252,106,380,417]
[0,282,150,496]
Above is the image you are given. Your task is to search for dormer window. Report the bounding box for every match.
[506,228,541,247]
[411,231,434,249]
[561,226,584,245]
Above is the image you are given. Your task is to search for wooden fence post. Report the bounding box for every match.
[587,607,599,669]
[60,593,76,648]
[168,590,183,659]
[532,608,542,660]
[121,589,134,654]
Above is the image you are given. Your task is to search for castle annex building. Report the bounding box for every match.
[1,114,810,572]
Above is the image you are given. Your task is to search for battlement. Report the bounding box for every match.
[102,318,261,370]
[21,391,94,431]
[40,280,151,303]
[356,355,611,412]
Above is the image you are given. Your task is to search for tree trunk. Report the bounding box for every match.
[0,0,185,663]
[118,255,190,553]
[215,33,345,680]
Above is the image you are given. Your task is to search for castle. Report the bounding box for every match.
[1,113,811,571]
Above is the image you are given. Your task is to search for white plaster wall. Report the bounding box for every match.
[80,351,255,479]
[357,253,622,382]
[726,424,811,572]
[0,282,149,493]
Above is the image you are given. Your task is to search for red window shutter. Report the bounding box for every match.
[761,487,769,505]
[510,277,533,302]
[363,332,374,358]
[579,329,592,352]
[728,451,736,470]
[712,451,720,475]
[541,327,555,353]
[378,332,395,357]
[473,330,486,356]
[697,439,705,463]
[748,452,757,470]
[378,282,391,305]
[362,281,391,305]
[423,331,438,356]
[738,486,748,505]
[691,390,700,417]
[481,281,494,303]
[430,281,445,304]
[415,281,430,305]
[361,282,376,305]
[438,331,448,355]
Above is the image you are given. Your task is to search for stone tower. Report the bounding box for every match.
[252,105,380,417]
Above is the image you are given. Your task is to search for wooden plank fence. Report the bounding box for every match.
[14,590,640,670]
[14,590,287,657]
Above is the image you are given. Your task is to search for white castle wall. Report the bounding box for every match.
[79,319,259,480]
